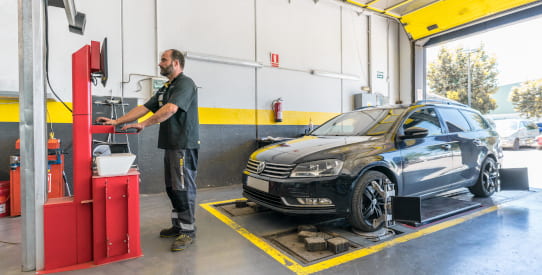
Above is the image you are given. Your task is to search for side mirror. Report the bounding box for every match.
[400,127,429,139]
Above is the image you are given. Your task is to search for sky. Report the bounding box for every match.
[426,16,542,86]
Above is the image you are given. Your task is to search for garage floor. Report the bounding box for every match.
[1,148,541,275]
[1,184,542,275]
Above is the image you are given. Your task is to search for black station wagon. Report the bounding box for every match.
[242,101,503,232]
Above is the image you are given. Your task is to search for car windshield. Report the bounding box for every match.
[311,108,406,136]
[494,119,518,131]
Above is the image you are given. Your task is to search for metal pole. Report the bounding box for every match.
[18,0,47,271]
[467,52,472,107]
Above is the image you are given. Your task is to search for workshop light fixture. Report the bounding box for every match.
[310,70,360,81]
[185,52,262,68]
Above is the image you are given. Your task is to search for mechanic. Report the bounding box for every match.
[97,49,200,252]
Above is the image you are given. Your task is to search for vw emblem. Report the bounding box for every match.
[256,161,266,174]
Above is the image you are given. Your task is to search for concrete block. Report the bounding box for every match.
[235,200,248,208]
[327,237,349,254]
[304,237,327,252]
[297,231,317,242]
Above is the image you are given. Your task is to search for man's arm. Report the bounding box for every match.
[120,103,178,131]
[96,105,151,126]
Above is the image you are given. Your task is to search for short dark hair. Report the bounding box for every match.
[169,49,185,68]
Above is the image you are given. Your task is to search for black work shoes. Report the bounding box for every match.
[171,233,195,252]
[159,226,182,238]
[160,226,196,251]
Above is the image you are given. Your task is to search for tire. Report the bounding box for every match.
[349,170,391,232]
[512,138,520,150]
[469,158,499,197]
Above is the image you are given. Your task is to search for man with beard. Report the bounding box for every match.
[97,49,200,252]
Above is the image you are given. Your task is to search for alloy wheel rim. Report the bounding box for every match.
[362,179,385,226]
[482,161,498,192]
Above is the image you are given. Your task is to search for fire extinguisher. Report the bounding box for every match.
[272,98,283,122]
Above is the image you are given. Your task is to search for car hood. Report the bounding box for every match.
[496,128,517,138]
[250,135,384,164]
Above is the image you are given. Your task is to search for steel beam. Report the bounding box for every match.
[18,0,47,271]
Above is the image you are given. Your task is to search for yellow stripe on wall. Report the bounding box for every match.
[0,101,338,126]
[256,109,338,126]
[0,100,73,123]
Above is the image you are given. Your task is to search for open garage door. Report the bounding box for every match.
[343,0,542,41]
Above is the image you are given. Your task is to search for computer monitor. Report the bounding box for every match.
[100,37,108,87]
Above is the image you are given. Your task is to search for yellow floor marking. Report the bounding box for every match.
[200,199,499,275]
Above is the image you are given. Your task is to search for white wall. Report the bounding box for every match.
[2,0,412,112]
[0,0,20,93]
[43,0,122,101]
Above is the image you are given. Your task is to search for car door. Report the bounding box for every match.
[521,120,539,145]
[437,107,480,185]
[397,107,455,196]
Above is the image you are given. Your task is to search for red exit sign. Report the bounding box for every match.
[270,53,279,67]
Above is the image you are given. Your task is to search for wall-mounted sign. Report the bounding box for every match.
[270,53,279,67]
[376,71,384,79]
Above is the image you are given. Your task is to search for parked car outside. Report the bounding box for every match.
[493,119,538,150]
[243,101,503,232]
[537,122,542,133]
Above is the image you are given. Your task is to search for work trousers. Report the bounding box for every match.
[164,148,198,232]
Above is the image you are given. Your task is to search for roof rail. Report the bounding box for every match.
[412,99,468,107]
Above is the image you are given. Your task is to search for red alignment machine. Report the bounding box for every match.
[40,41,142,273]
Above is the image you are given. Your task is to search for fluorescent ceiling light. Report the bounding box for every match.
[311,70,360,81]
[185,52,262,68]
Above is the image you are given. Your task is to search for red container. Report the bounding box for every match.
[0,181,10,217]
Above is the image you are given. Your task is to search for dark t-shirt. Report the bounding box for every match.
[144,73,200,149]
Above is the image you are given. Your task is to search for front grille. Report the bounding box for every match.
[245,159,295,178]
[243,186,283,208]
[243,186,337,214]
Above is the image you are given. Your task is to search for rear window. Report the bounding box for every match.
[460,110,490,130]
[438,108,471,133]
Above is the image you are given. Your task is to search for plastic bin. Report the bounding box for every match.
[95,153,136,176]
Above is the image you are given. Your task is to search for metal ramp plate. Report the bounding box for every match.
[396,196,481,227]
[500,168,530,190]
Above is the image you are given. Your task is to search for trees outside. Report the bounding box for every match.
[427,44,499,114]
[510,79,542,118]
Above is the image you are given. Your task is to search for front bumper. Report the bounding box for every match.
[242,173,352,215]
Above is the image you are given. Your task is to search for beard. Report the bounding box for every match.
[160,63,174,77]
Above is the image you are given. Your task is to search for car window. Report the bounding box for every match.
[523,121,537,130]
[438,107,471,133]
[311,108,406,136]
[494,119,518,130]
[402,108,443,136]
[460,110,490,130]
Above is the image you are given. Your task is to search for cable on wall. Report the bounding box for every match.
[44,0,73,113]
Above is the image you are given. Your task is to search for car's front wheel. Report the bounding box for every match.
[469,157,499,197]
[349,170,390,232]
[513,138,520,150]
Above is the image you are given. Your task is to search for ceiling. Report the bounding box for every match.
[342,0,542,40]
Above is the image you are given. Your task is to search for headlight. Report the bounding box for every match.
[290,159,343,177]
